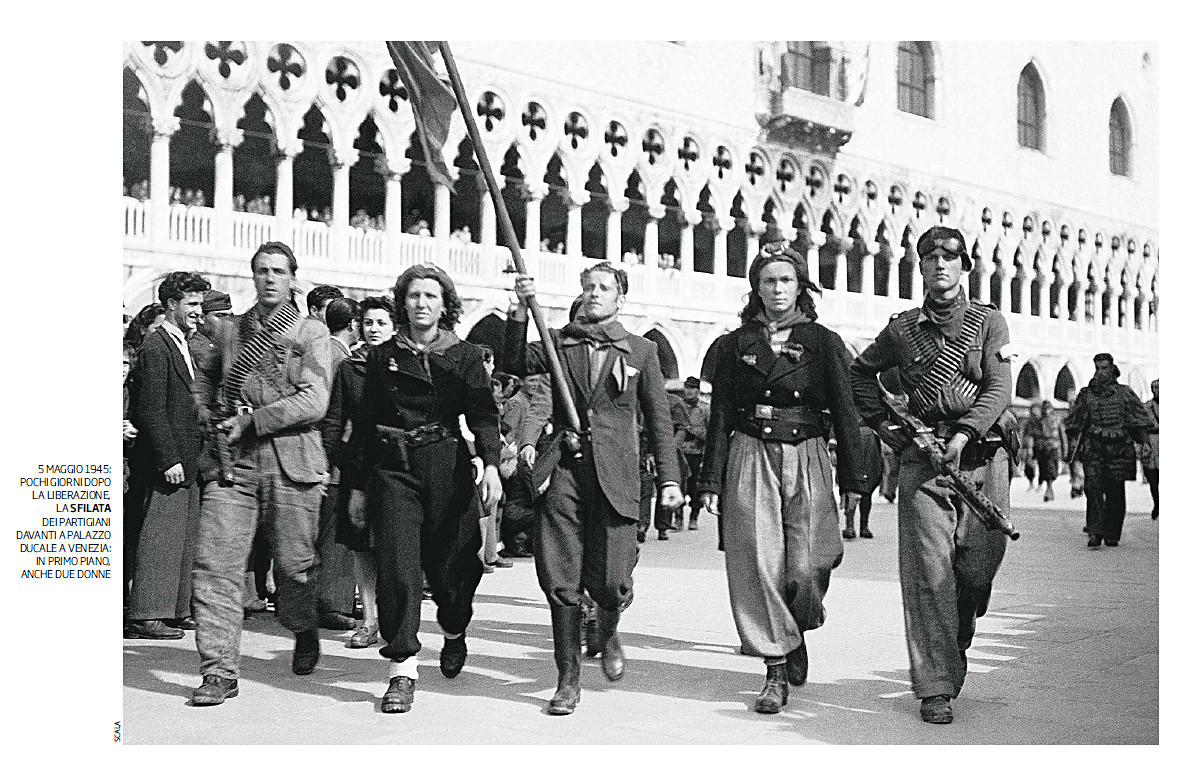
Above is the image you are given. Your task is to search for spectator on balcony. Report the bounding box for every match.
[124,303,166,349]
[406,218,431,237]
[170,186,182,205]
[375,214,387,232]
[622,248,640,266]
[194,190,207,208]
[233,193,247,212]
[293,207,307,222]
[126,271,211,641]
[306,285,345,323]
[350,209,371,230]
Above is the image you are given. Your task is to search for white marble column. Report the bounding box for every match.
[433,181,451,239]
[480,186,496,248]
[274,143,299,248]
[331,149,357,262]
[861,250,876,297]
[805,230,826,288]
[149,116,179,245]
[606,197,626,263]
[887,246,906,299]
[680,209,700,273]
[745,219,764,267]
[214,128,242,250]
[382,171,403,267]
[834,239,851,293]
[644,205,665,267]
[713,219,729,277]
[523,183,545,254]
[566,191,588,259]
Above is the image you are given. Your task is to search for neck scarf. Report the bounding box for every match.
[754,307,810,338]
[559,317,630,346]
[923,287,968,340]
[394,325,461,377]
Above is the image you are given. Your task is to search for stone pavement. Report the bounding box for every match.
[122,474,1158,745]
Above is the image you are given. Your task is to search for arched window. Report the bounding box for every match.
[784,41,832,97]
[1017,63,1046,151]
[897,41,934,118]
[1109,98,1132,176]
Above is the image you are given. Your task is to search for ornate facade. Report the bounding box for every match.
[122,41,1159,404]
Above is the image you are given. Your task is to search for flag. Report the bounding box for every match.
[386,41,457,191]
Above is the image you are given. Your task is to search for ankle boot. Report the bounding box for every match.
[859,520,873,539]
[842,519,856,540]
[584,605,604,658]
[754,662,789,714]
[548,605,582,715]
[597,605,625,682]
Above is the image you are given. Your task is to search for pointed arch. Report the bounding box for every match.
[1017,62,1046,151]
[1109,96,1133,176]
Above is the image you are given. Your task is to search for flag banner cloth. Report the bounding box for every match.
[386,41,457,191]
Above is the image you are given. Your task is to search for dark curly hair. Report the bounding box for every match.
[740,245,820,323]
[123,303,166,348]
[157,271,211,306]
[358,295,397,323]
[392,264,463,331]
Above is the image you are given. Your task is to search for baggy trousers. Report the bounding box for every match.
[1084,461,1127,542]
[536,458,638,612]
[898,446,1009,699]
[193,442,323,680]
[316,482,357,616]
[368,437,484,661]
[722,433,843,658]
[128,481,200,621]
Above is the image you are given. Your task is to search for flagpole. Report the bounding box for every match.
[436,41,585,440]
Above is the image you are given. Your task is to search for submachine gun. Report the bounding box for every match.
[880,386,1020,541]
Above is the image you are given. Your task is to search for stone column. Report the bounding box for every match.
[861,249,877,297]
[606,197,627,263]
[382,170,403,267]
[805,230,826,288]
[834,239,851,293]
[274,142,300,248]
[523,182,546,253]
[149,116,179,246]
[332,148,357,263]
[680,209,700,273]
[643,204,665,267]
[887,246,906,300]
[214,128,242,250]
[480,187,497,248]
[713,218,729,277]
[433,181,451,239]
[745,219,764,267]
[566,191,588,259]
[975,256,993,305]
[1038,255,1055,319]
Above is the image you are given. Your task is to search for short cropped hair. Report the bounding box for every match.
[579,262,629,296]
[359,295,397,322]
[306,285,344,314]
[250,241,298,274]
[157,271,211,306]
[325,297,360,334]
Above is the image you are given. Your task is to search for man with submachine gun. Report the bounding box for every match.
[850,225,1019,726]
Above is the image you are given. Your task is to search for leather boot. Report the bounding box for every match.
[786,637,808,686]
[292,629,320,675]
[584,606,604,658]
[859,519,873,539]
[754,662,789,714]
[842,519,856,540]
[597,605,625,682]
[548,605,582,715]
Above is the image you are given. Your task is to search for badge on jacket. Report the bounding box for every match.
[781,342,805,363]
[388,358,399,372]
[742,354,758,366]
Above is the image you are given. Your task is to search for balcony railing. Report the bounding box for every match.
[122,198,1157,359]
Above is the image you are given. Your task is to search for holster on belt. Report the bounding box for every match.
[735,405,827,445]
[374,422,454,472]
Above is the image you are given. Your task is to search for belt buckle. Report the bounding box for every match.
[235,404,253,417]
[754,404,773,420]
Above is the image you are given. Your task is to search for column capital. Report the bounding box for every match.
[807,229,827,248]
[520,180,549,202]
[647,204,668,222]
[682,208,703,228]
[216,126,244,149]
[152,116,180,138]
[607,195,630,214]
[333,147,360,169]
[277,139,304,159]
[566,189,591,209]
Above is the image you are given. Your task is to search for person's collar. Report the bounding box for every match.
[160,319,188,343]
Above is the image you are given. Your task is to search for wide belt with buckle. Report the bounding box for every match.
[375,422,455,471]
[736,405,827,444]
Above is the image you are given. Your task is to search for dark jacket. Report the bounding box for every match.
[321,348,368,472]
[698,318,865,495]
[850,297,1012,442]
[1064,377,1151,481]
[343,335,500,490]
[502,316,681,520]
[130,328,202,488]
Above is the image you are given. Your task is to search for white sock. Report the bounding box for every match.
[443,631,462,640]
[390,657,418,680]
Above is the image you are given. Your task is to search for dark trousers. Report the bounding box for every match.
[316,482,356,616]
[1085,462,1127,541]
[844,492,874,526]
[128,481,200,621]
[368,438,484,661]
[537,459,638,612]
[684,453,702,521]
[123,472,148,607]
[636,470,669,533]
[1144,467,1159,517]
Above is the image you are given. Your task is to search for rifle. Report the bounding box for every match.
[880,385,1020,540]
